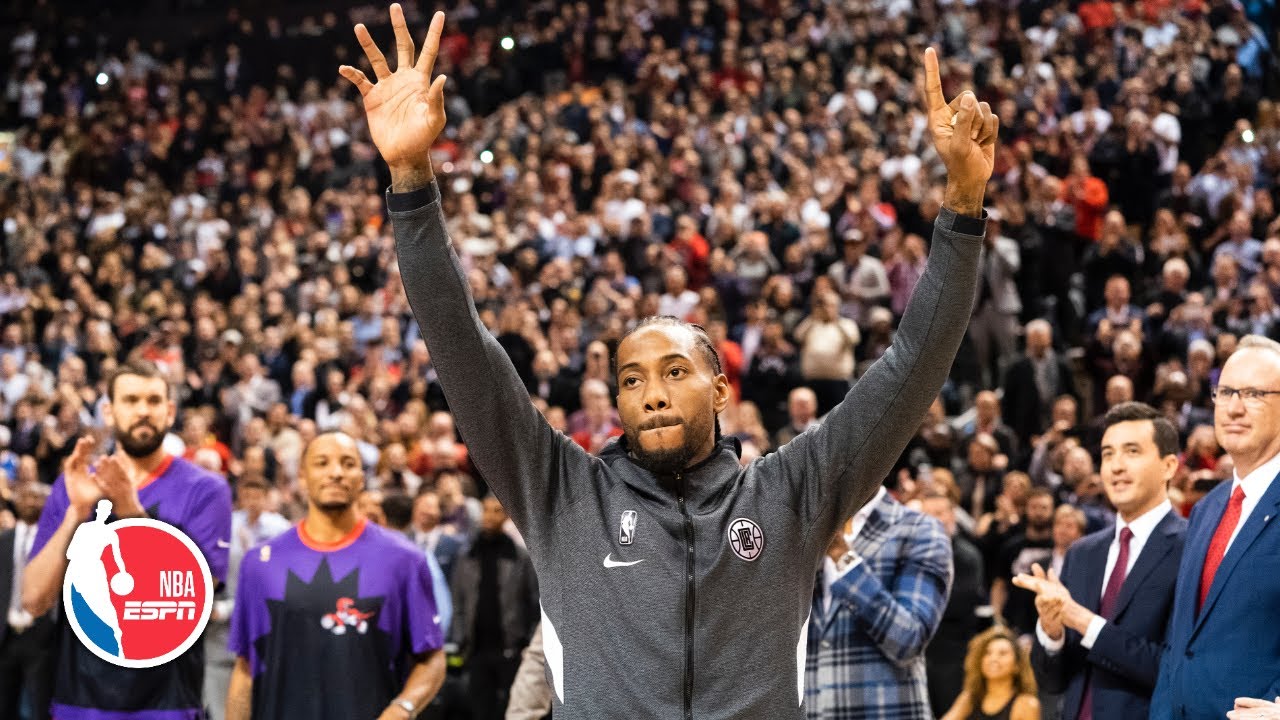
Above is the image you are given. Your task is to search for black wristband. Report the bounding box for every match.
[385,181,440,213]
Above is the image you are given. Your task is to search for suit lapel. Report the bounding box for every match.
[1193,472,1280,637]
[1080,532,1110,613]
[851,498,896,561]
[1112,511,1178,620]
[818,496,898,637]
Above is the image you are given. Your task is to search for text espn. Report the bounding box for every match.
[123,601,198,621]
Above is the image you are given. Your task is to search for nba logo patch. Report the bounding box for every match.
[728,517,765,561]
[63,499,213,669]
[619,511,638,545]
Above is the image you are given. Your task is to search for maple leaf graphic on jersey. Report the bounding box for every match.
[248,558,396,717]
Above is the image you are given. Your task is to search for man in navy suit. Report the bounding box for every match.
[1015,401,1186,720]
[1150,335,1280,719]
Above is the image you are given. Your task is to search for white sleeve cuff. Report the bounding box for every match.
[1036,620,1066,654]
[1081,615,1106,649]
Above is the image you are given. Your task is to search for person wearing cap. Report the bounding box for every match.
[827,228,889,326]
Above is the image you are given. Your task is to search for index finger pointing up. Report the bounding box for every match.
[923,47,947,113]
[416,11,446,76]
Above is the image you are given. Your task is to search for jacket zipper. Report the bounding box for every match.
[677,472,695,720]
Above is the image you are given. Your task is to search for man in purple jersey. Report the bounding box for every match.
[226,432,445,720]
[21,359,233,720]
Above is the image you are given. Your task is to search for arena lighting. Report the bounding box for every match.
[479,149,494,164]
[1243,129,1255,143]
[95,72,109,86]
[500,36,515,51]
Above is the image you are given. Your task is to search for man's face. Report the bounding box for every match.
[480,496,507,535]
[239,486,268,515]
[108,374,175,458]
[1215,348,1280,464]
[615,325,729,475]
[1052,512,1083,549]
[789,392,816,425]
[413,492,441,531]
[1106,376,1134,407]
[1100,420,1174,519]
[920,497,956,536]
[13,483,47,524]
[976,392,999,424]
[1063,447,1094,486]
[301,434,365,512]
[1105,277,1129,307]
[1027,496,1055,529]
[357,490,386,525]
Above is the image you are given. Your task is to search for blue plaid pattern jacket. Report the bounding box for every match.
[805,491,954,719]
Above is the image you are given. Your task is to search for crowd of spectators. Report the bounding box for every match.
[0,0,1277,717]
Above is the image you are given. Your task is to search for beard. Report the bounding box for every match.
[623,412,714,476]
[316,498,354,512]
[115,421,166,458]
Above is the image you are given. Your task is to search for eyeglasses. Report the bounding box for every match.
[1210,385,1280,405]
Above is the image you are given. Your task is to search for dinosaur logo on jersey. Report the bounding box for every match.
[63,499,213,668]
[321,597,378,635]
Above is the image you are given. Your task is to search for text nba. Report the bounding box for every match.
[121,571,198,621]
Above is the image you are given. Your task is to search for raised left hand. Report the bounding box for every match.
[95,455,145,518]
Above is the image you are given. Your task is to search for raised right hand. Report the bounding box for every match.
[64,436,104,516]
[340,4,447,174]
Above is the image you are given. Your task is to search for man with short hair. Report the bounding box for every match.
[206,478,292,720]
[0,482,54,720]
[344,10,996,715]
[775,386,819,447]
[22,360,233,720]
[1017,401,1186,720]
[448,495,538,720]
[226,433,446,720]
[920,491,985,716]
[994,487,1056,638]
[806,486,951,718]
[1150,336,1280,718]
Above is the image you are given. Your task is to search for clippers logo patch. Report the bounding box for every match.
[63,499,213,668]
[728,517,765,561]
[619,510,638,545]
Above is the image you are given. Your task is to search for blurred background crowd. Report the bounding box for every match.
[0,0,1277,717]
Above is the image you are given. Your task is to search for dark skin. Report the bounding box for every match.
[614,324,732,475]
[12,483,48,524]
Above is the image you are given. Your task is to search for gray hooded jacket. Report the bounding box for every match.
[389,180,984,719]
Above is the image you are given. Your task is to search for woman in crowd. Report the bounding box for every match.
[942,626,1041,720]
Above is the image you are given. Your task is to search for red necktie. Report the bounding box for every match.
[1078,526,1133,720]
[1198,485,1247,612]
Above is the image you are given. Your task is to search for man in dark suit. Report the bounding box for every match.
[1150,336,1280,719]
[1002,319,1077,450]
[448,495,538,720]
[920,491,986,717]
[0,482,55,720]
[1015,401,1186,720]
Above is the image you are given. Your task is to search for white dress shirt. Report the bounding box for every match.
[1038,499,1173,653]
[821,487,886,614]
[8,520,36,630]
[1224,449,1280,555]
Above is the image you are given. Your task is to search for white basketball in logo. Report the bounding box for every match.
[727,518,765,561]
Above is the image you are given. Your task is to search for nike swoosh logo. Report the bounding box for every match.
[217,540,231,549]
[603,554,644,569]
